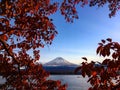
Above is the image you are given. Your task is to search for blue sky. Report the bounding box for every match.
[40,5,120,64]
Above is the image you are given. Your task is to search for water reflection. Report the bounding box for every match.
[49,75,91,90]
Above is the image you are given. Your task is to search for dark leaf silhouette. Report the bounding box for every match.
[76,39,120,90]
[106,38,112,42]
[74,66,81,74]
[82,57,87,61]
[101,39,105,43]
[1,0,120,90]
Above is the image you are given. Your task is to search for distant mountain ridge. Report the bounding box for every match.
[44,57,77,66]
[43,57,80,74]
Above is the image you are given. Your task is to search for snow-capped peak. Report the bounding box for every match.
[44,57,77,66]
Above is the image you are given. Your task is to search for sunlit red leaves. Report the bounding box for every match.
[75,60,96,78]
[33,50,40,60]
[35,4,40,12]
[60,0,120,23]
[92,71,97,76]
[88,76,100,89]
[90,0,119,18]
[78,38,120,90]
[60,0,79,22]
[0,51,66,89]
[49,34,55,40]
[96,38,113,57]
[4,20,10,26]
[9,46,13,53]
[1,0,58,51]
[60,0,90,22]
[1,0,120,90]
[46,0,50,5]
[22,80,28,87]
[1,35,8,41]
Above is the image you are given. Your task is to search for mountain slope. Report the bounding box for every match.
[44,57,77,66]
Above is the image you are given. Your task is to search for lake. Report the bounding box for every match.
[49,75,91,90]
[0,75,91,90]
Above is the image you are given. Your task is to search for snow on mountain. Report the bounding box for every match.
[44,57,77,66]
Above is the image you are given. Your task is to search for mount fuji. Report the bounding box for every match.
[44,57,77,66]
[43,57,80,74]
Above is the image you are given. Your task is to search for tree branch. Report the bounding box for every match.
[0,38,21,77]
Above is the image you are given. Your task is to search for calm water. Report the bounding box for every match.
[49,75,91,90]
[0,75,91,90]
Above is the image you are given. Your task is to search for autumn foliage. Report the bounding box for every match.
[75,38,120,90]
[0,0,66,89]
[0,0,120,90]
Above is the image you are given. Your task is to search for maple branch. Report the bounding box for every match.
[0,30,12,36]
[0,39,18,63]
[0,38,21,77]
[0,27,22,36]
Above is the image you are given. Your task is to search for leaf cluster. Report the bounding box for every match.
[1,0,120,90]
[0,0,67,89]
[75,38,120,90]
